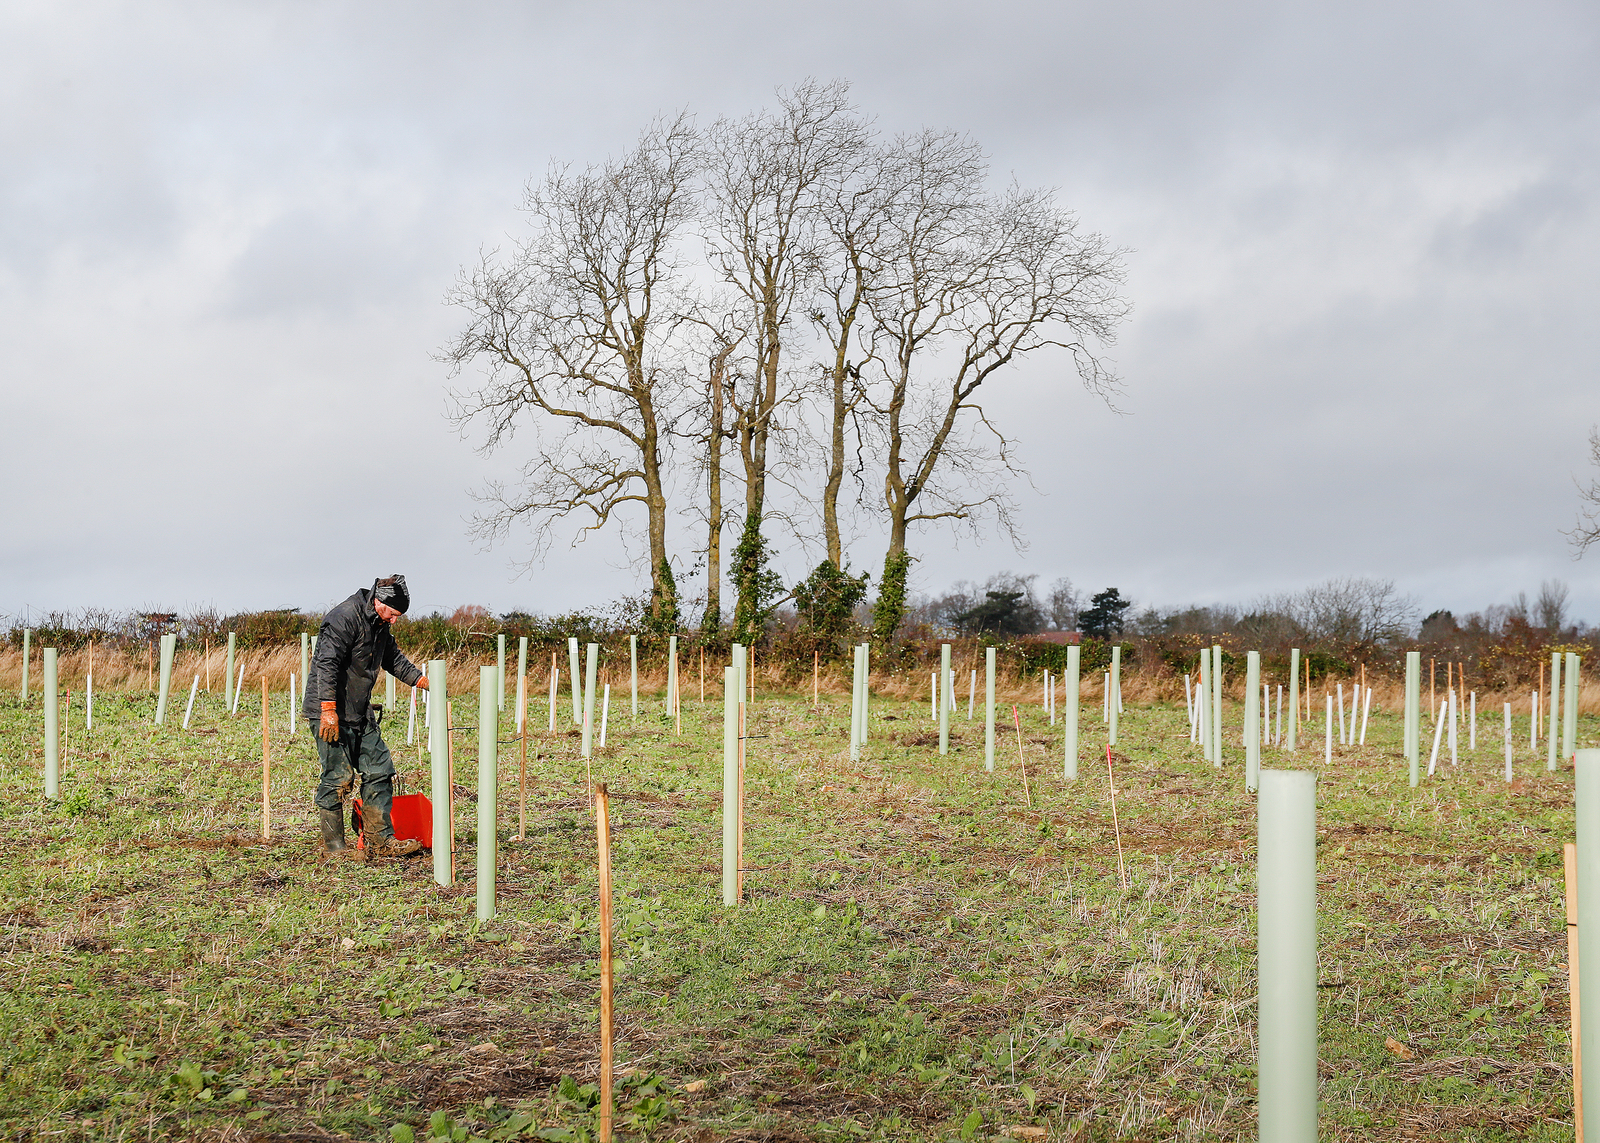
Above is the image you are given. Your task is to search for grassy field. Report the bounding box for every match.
[0,679,1590,1142]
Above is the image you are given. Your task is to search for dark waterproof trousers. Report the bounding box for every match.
[312,709,397,840]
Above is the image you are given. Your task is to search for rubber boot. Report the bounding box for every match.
[363,798,420,857]
[318,806,348,853]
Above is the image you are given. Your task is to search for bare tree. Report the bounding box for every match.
[442,115,700,629]
[691,321,743,632]
[808,142,900,570]
[704,80,871,639]
[864,131,1130,639]
[1568,425,1600,556]
[1045,576,1080,631]
[1283,576,1416,653]
[1536,578,1570,634]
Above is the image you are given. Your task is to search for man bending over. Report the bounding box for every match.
[303,574,429,856]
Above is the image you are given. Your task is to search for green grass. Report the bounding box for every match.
[0,683,1591,1141]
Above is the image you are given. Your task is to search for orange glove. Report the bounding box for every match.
[318,702,339,743]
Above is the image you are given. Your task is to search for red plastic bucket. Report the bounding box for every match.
[351,794,433,850]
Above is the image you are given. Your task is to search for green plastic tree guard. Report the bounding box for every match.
[497,634,506,711]
[1576,749,1600,1118]
[1405,652,1421,786]
[300,633,310,704]
[516,636,528,733]
[722,666,739,907]
[1258,768,1318,1143]
[43,648,58,799]
[20,628,30,703]
[477,666,498,922]
[859,643,869,743]
[667,635,678,714]
[849,644,863,761]
[629,634,638,717]
[733,643,746,709]
[1211,645,1223,768]
[1109,646,1122,747]
[1064,644,1080,780]
[1564,652,1580,764]
[582,643,599,758]
[985,647,997,773]
[154,633,175,725]
[939,643,952,755]
[1200,648,1213,762]
[225,632,236,710]
[1551,651,1564,772]
[568,637,581,724]
[1287,648,1300,751]
[1246,651,1261,793]
[429,660,451,888]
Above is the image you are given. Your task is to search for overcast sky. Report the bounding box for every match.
[4,0,1598,626]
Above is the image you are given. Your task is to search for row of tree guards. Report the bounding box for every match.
[14,632,1595,1140]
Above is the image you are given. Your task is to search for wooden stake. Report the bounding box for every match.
[1569,841,1585,1143]
[260,677,271,839]
[1012,705,1032,809]
[1105,744,1127,891]
[596,783,614,1143]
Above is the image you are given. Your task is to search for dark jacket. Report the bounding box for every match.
[301,589,424,727]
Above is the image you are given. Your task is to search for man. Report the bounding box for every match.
[302,574,430,857]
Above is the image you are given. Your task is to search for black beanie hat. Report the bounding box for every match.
[373,575,410,615]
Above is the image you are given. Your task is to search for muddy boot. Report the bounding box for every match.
[362,798,420,857]
[318,806,349,853]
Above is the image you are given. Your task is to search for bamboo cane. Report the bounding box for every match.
[1012,705,1032,809]
[596,782,614,1143]
[1105,744,1126,891]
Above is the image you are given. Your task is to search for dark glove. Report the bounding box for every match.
[318,702,340,743]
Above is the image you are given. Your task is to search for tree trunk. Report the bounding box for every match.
[701,352,728,632]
